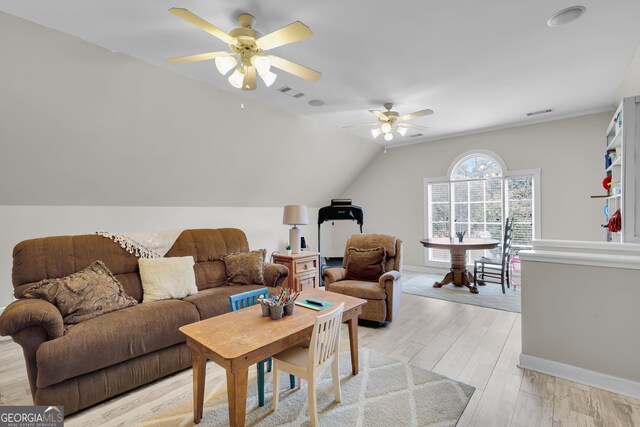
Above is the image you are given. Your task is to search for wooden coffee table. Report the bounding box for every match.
[420,237,500,294]
[179,289,366,426]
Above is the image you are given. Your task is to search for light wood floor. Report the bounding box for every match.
[1,294,639,426]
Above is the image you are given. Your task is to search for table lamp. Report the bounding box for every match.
[283,205,308,254]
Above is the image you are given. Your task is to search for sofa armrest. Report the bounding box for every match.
[264,263,289,288]
[0,299,64,340]
[323,268,348,287]
[0,299,63,400]
[379,270,402,322]
[378,270,401,285]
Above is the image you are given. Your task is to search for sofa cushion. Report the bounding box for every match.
[35,299,199,388]
[12,235,142,300]
[184,285,277,319]
[223,249,266,286]
[346,234,396,258]
[23,261,137,325]
[327,280,387,300]
[345,247,386,280]
[138,256,198,303]
[165,229,250,290]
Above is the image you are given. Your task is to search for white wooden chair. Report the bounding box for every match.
[272,302,344,427]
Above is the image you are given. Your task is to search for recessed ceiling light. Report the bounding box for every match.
[308,99,325,107]
[547,6,586,27]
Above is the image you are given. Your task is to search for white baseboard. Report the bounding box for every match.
[519,353,640,400]
[403,265,449,275]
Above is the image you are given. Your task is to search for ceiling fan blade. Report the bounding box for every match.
[399,122,429,130]
[369,110,390,121]
[256,21,312,51]
[398,109,434,122]
[342,123,380,129]
[165,51,231,64]
[268,56,321,82]
[243,66,257,90]
[169,8,234,44]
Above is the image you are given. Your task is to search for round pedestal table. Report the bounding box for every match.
[420,237,500,294]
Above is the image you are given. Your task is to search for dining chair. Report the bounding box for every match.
[272,302,345,427]
[473,218,513,293]
[229,288,295,407]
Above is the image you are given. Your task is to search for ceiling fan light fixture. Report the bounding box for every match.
[166,9,321,91]
[215,55,237,75]
[396,126,408,136]
[371,128,382,139]
[259,70,278,87]
[381,123,392,133]
[252,56,271,75]
[228,68,245,89]
[384,132,393,142]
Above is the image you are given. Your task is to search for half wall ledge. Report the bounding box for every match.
[519,239,640,399]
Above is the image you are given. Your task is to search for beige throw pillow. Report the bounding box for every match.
[345,247,387,280]
[23,260,137,324]
[223,249,266,285]
[139,256,198,303]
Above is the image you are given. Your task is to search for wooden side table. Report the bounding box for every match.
[272,251,320,292]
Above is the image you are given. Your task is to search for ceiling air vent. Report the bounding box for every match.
[526,108,553,117]
[409,133,423,138]
[278,86,304,98]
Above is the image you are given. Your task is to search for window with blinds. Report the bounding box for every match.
[425,153,536,264]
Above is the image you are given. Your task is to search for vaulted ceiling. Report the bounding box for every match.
[2,0,640,147]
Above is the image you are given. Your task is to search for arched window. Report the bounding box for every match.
[451,154,503,180]
[425,151,539,264]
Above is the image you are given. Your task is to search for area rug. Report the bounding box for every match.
[142,348,474,426]
[403,271,521,313]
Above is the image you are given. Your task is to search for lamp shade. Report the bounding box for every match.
[283,205,309,225]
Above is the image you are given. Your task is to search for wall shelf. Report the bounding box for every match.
[606,129,623,150]
[601,96,640,243]
[605,155,622,172]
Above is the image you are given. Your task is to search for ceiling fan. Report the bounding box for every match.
[165,8,321,90]
[344,103,434,142]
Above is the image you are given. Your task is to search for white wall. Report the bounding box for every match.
[337,112,612,267]
[616,44,640,103]
[0,12,379,208]
[0,206,326,308]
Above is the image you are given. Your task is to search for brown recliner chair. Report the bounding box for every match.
[323,234,402,323]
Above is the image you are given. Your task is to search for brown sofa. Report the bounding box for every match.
[324,234,402,323]
[0,228,287,414]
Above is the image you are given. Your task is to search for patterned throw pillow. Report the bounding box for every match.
[223,249,266,285]
[23,260,137,324]
[345,247,387,280]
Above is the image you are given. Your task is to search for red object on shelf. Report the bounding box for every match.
[608,209,622,232]
[602,175,612,190]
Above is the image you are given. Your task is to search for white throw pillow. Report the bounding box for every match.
[139,256,198,303]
